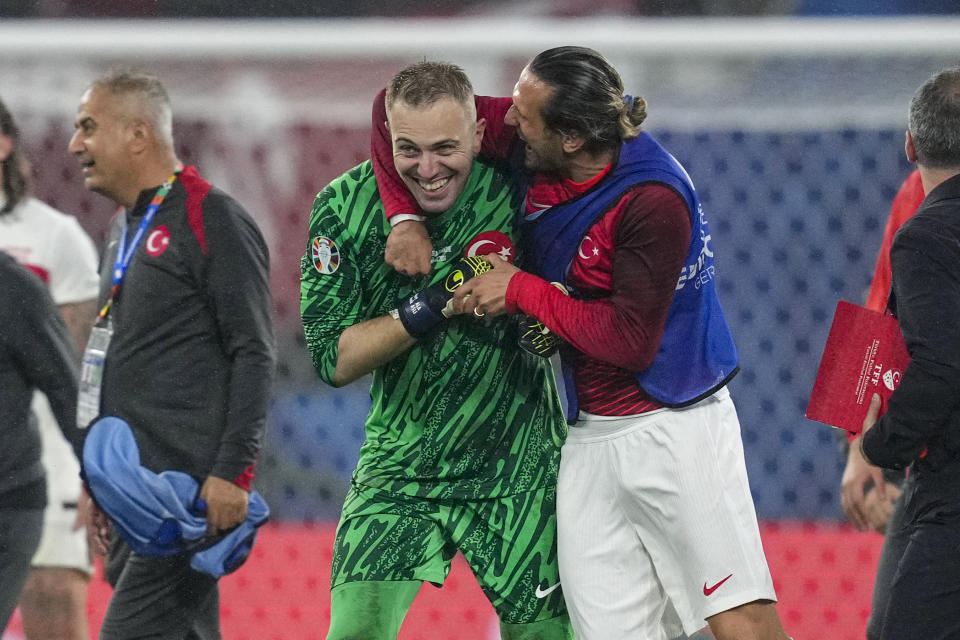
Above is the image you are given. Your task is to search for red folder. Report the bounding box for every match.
[806,301,910,434]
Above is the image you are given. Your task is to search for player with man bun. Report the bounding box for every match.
[372,46,790,640]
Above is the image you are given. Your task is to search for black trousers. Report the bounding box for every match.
[867,474,912,640]
[876,459,960,640]
[0,508,43,630]
[100,538,220,640]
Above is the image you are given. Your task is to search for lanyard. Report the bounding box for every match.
[99,171,179,319]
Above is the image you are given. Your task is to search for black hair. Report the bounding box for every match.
[0,97,29,214]
[528,46,647,154]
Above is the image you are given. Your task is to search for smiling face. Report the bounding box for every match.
[387,96,485,215]
[67,86,138,205]
[503,66,566,173]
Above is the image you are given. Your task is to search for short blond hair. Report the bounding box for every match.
[385,61,474,117]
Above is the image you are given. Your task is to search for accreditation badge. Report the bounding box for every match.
[77,317,113,429]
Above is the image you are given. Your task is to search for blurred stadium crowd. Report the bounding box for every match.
[1,0,959,18]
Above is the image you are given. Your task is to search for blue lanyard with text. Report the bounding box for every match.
[99,170,179,319]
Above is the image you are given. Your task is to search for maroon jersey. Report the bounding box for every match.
[508,176,690,415]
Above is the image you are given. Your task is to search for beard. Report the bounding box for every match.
[522,142,566,173]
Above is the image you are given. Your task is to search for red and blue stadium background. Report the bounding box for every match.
[4,117,912,638]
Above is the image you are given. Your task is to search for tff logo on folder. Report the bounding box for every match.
[806,301,910,434]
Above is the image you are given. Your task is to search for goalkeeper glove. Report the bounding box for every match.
[517,281,568,358]
[517,316,560,358]
[397,255,492,339]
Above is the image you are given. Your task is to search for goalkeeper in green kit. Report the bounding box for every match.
[300,61,573,639]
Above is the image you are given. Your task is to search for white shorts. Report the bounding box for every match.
[29,392,92,575]
[556,387,776,640]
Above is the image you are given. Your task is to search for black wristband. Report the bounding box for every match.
[397,288,448,339]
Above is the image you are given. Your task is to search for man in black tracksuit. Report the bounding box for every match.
[0,252,84,630]
[68,72,275,639]
[860,66,960,640]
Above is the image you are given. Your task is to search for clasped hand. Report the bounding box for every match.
[451,254,518,317]
[199,476,250,536]
[80,476,250,558]
[842,394,895,533]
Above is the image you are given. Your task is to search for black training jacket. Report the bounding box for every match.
[863,172,960,469]
[0,252,82,507]
[95,166,275,485]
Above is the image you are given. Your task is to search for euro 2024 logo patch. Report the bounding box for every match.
[311,236,340,275]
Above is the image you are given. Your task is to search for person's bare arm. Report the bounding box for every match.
[58,298,97,356]
[863,480,901,534]
[79,486,111,557]
[332,314,417,387]
[841,431,889,532]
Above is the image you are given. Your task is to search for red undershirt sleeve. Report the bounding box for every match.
[370,87,417,219]
[864,169,925,313]
[506,185,692,372]
[475,96,516,158]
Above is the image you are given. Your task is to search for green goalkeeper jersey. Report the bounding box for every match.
[300,159,566,501]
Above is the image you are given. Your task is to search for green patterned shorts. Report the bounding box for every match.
[330,482,567,624]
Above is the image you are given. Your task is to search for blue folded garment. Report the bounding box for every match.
[83,416,269,577]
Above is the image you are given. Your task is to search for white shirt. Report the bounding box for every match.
[0,194,100,303]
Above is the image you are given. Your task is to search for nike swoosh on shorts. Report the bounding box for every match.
[703,573,733,596]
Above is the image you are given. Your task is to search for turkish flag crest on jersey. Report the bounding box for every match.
[145,225,171,257]
[464,231,515,264]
